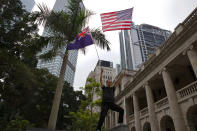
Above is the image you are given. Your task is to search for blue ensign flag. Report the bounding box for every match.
[67,27,94,50]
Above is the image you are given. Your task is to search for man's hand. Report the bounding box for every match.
[101,68,103,73]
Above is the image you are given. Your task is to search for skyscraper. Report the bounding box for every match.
[119,23,171,70]
[116,64,121,75]
[20,0,35,12]
[36,0,85,86]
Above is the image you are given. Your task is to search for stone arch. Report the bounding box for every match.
[187,104,197,131]
[130,127,136,131]
[143,122,151,131]
[160,115,175,131]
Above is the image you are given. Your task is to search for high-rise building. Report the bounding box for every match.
[116,64,121,75]
[21,0,35,12]
[36,0,85,86]
[119,23,171,70]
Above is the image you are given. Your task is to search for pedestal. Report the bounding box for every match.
[108,125,129,131]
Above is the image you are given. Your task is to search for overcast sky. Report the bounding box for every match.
[34,0,197,90]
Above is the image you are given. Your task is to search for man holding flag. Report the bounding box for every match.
[67,7,133,131]
[96,8,133,131]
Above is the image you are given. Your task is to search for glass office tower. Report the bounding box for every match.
[20,0,35,12]
[119,23,171,70]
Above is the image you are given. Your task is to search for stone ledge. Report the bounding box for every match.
[108,125,129,131]
[27,128,64,131]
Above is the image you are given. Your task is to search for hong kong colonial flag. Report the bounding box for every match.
[67,27,94,50]
[100,8,133,32]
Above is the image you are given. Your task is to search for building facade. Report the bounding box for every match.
[37,0,84,86]
[21,0,35,12]
[106,8,197,131]
[119,24,171,70]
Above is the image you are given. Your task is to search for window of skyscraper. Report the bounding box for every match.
[155,34,165,45]
[143,31,155,43]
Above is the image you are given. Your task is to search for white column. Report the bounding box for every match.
[111,111,114,128]
[144,83,159,131]
[161,68,187,131]
[133,93,141,131]
[123,97,127,124]
[109,112,111,129]
[187,47,197,78]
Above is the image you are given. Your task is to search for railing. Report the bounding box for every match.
[129,114,134,122]
[155,97,169,109]
[140,107,148,117]
[177,81,197,99]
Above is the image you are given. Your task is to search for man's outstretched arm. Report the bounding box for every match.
[100,68,104,88]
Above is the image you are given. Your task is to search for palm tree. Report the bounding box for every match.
[35,0,110,130]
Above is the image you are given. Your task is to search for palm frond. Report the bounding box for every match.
[39,35,68,61]
[39,49,57,61]
[91,29,110,51]
[35,3,51,25]
[34,0,110,62]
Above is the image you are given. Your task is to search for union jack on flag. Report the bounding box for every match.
[67,27,94,50]
[100,8,133,32]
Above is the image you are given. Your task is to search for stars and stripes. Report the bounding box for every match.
[100,8,133,32]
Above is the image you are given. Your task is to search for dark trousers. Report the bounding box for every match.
[96,102,124,130]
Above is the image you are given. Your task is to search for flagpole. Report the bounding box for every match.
[94,44,100,60]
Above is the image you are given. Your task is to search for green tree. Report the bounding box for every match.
[35,0,110,129]
[56,82,86,130]
[0,51,85,130]
[69,78,104,131]
[0,0,85,130]
[5,116,34,131]
[0,0,49,63]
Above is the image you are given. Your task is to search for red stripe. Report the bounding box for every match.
[102,21,132,25]
[103,28,131,32]
[103,24,131,29]
[101,12,116,16]
[101,17,117,22]
[101,14,116,19]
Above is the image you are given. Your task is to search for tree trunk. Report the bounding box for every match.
[90,87,94,131]
[48,50,69,130]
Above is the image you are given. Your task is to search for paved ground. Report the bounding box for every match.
[108,125,129,131]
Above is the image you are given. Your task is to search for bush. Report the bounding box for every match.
[5,116,34,131]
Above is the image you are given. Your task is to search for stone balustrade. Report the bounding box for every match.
[140,107,148,118]
[155,97,169,111]
[128,81,197,123]
[129,114,134,122]
[177,80,197,100]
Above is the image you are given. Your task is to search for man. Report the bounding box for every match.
[96,68,124,131]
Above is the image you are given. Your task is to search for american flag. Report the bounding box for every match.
[100,8,133,32]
